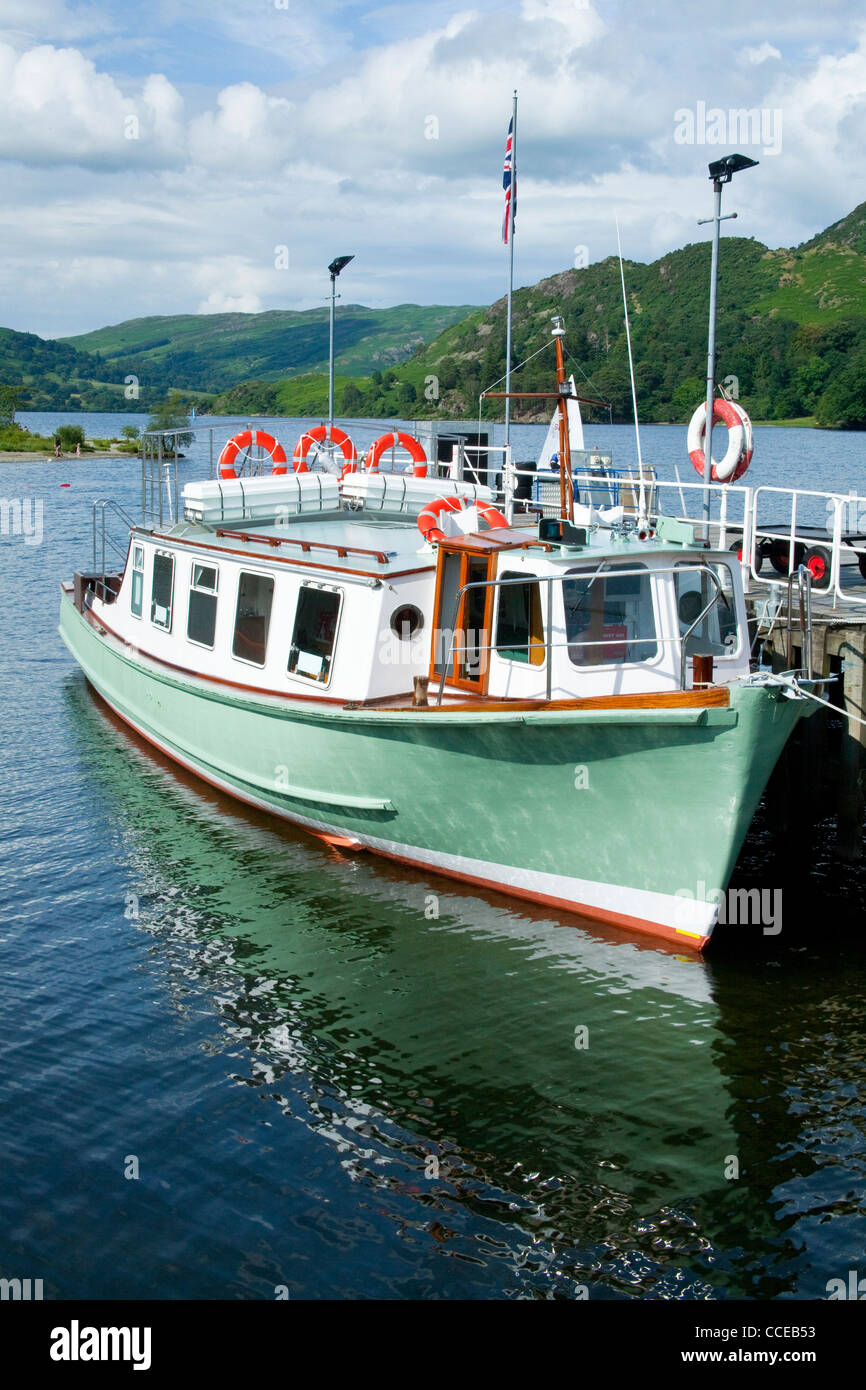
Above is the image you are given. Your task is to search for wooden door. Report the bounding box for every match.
[429,545,495,694]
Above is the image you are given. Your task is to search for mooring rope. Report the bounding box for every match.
[766,672,866,729]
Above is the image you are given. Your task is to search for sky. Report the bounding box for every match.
[1,0,865,338]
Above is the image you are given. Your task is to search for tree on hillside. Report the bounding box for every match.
[146,396,193,454]
[0,384,24,427]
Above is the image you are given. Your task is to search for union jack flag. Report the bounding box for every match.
[502,117,516,244]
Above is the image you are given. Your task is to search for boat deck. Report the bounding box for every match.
[156,514,433,577]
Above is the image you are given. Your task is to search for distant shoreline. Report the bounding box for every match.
[0,449,133,462]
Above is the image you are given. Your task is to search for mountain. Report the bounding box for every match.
[5,201,866,425]
[212,201,866,429]
[0,327,143,413]
[59,304,478,394]
[0,303,477,412]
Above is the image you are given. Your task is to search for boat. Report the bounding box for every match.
[59,325,813,953]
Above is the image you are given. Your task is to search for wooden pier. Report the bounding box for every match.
[748,573,866,864]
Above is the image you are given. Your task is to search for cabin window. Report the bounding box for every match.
[232,571,274,666]
[187,563,219,649]
[495,572,545,665]
[288,583,342,684]
[150,551,174,631]
[563,563,658,666]
[675,562,740,657]
[130,544,144,619]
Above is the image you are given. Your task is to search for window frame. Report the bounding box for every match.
[130,542,145,620]
[231,568,276,669]
[287,581,344,688]
[186,561,220,651]
[149,550,175,632]
[674,560,743,661]
[562,561,660,670]
[493,571,546,667]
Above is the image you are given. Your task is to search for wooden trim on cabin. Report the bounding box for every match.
[428,545,496,696]
[403,687,731,714]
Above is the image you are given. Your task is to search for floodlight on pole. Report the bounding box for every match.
[328,255,355,432]
[697,153,758,535]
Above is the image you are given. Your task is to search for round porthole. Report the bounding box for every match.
[390,604,424,640]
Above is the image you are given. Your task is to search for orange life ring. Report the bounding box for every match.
[364,431,427,477]
[218,429,287,480]
[417,495,468,544]
[476,501,509,530]
[292,424,357,474]
[417,496,510,545]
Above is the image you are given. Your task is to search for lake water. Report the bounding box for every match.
[1,415,865,1301]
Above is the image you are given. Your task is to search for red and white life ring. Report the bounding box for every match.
[417,495,469,544]
[417,496,510,544]
[218,429,288,480]
[292,424,357,475]
[688,399,753,483]
[364,431,427,477]
[476,501,509,531]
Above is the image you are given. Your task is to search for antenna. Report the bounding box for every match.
[615,216,648,531]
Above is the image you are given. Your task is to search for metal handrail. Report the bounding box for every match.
[786,565,813,677]
[434,561,727,704]
[92,497,136,572]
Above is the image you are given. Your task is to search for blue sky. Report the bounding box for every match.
[1,0,865,337]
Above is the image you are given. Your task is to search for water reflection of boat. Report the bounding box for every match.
[66,677,761,1298]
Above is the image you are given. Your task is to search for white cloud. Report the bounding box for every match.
[0,0,111,46]
[740,42,782,65]
[0,4,866,337]
[0,41,184,166]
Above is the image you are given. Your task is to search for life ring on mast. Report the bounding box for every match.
[292,424,357,475]
[364,431,428,477]
[218,429,288,480]
[688,399,753,483]
[416,496,509,544]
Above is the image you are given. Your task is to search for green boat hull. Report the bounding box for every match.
[60,589,803,950]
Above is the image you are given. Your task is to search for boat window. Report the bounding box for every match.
[563,563,658,666]
[130,543,144,619]
[187,562,219,649]
[150,551,174,631]
[495,572,545,665]
[390,604,424,640]
[232,571,274,666]
[675,562,740,657]
[288,583,343,684]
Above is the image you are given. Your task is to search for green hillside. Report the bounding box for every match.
[212,202,866,429]
[60,304,477,394]
[5,200,866,424]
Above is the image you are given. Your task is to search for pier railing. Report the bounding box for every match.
[486,458,866,610]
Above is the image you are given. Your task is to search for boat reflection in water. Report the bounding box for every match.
[69,679,821,1300]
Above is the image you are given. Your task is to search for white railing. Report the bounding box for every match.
[466,453,866,609]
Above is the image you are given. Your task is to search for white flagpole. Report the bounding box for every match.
[504,90,517,448]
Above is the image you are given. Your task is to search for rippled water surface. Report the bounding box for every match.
[1,422,865,1300]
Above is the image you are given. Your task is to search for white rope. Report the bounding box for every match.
[767,673,866,729]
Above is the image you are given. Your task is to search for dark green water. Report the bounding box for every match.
[1,445,865,1300]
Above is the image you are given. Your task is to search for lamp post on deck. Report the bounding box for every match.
[698,154,758,536]
[328,255,354,434]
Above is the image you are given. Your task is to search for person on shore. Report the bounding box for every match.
[54,437,62,458]
[75,442,81,457]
